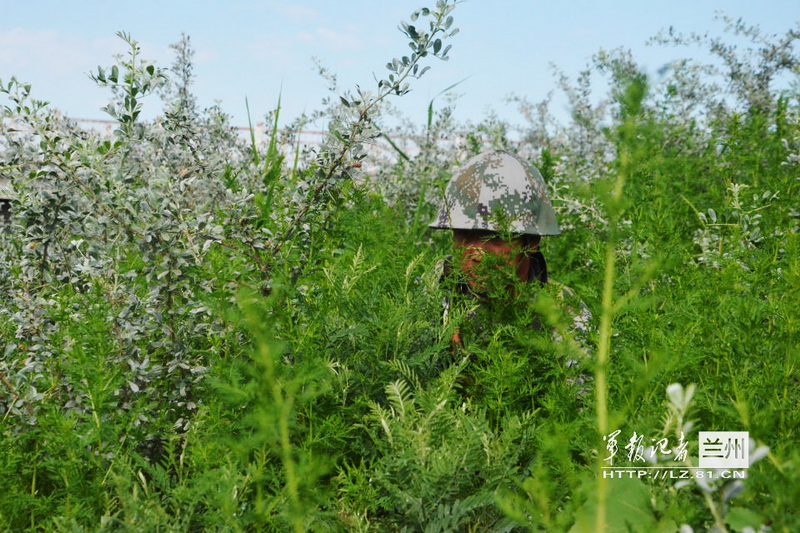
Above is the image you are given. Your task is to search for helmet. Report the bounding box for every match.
[430,150,560,236]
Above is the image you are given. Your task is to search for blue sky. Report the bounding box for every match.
[2,1,798,131]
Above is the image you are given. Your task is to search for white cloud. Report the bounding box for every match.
[227,1,321,23]
[250,26,361,66]
[296,31,315,45]
[0,28,174,120]
[292,27,362,52]
[0,28,170,78]
[278,4,320,22]
[0,29,102,74]
[315,27,361,51]
[188,36,219,64]
[247,35,298,66]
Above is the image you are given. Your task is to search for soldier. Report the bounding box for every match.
[430,150,591,361]
[0,177,11,229]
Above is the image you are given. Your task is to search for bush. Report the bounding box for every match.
[0,4,798,531]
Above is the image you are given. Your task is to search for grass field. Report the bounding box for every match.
[0,3,798,531]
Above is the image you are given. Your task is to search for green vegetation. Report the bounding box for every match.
[0,3,798,531]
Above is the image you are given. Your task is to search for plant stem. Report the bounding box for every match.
[594,227,617,533]
[594,134,629,533]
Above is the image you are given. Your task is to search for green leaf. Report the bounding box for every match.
[725,508,764,532]
[569,478,658,533]
[109,65,119,83]
[433,38,442,54]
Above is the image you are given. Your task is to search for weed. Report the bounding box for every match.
[0,3,798,532]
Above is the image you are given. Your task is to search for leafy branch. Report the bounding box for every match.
[90,31,167,138]
[267,0,460,259]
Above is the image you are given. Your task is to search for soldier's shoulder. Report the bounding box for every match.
[546,279,592,331]
[546,279,583,304]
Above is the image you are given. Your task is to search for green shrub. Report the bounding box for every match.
[0,4,798,532]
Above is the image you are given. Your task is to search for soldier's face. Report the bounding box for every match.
[453,232,540,290]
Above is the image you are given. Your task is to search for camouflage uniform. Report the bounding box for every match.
[431,151,592,387]
[0,177,11,227]
[437,253,592,358]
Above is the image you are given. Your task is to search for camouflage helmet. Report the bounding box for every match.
[430,150,560,236]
